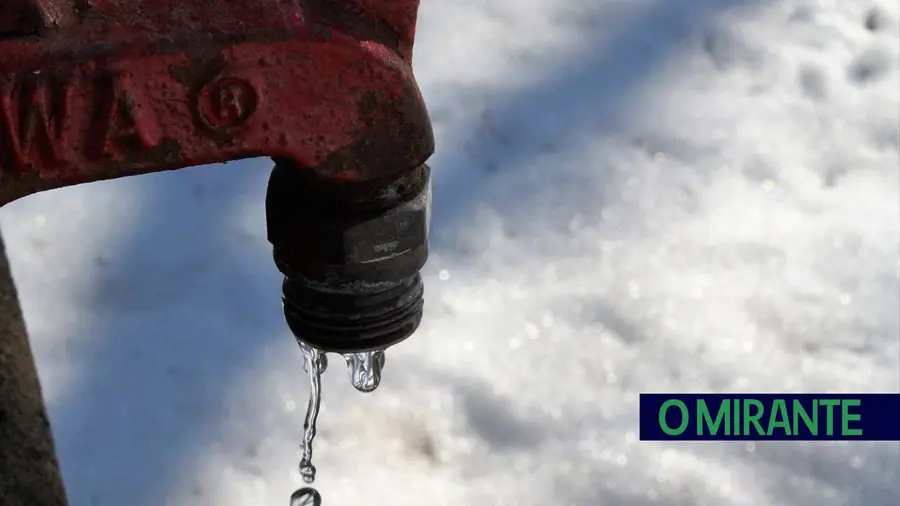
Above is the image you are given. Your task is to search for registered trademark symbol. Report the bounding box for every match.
[196,77,258,130]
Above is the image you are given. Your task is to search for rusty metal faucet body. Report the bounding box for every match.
[0,0,435,354]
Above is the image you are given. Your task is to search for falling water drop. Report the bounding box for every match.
[290,487,322,506]
[342,350,386,392]
[298,342,325,484]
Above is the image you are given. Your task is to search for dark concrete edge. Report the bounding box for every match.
[0,230,69,506]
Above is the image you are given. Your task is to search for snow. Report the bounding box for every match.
[1,0,898,505]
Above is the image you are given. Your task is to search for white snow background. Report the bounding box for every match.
[1,0,898,504]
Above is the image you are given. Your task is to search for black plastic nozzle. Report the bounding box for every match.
[265,160,431,353]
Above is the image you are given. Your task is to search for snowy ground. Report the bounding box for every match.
[1,0,898,505]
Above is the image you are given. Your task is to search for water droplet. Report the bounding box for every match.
[298,462,316,484]
[342,350,386,393]
[290,487,322,506]
[298,343,325,484]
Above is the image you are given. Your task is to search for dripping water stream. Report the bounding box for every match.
[293,343,388,503]
[297,343,325,484]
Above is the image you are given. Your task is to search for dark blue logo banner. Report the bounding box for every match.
[639,394,900,441]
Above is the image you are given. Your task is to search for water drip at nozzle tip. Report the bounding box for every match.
[343,349,386,393]
[293,342,387,506]
[297,340,388,393]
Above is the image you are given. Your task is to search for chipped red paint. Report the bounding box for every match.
[0,0,433,205]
